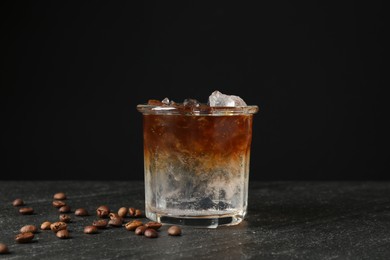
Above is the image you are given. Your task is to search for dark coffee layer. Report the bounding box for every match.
[144,115,252,158]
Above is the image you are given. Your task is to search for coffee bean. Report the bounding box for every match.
[56,229,70,239]
[108,217,123,227]
[84,226,98,234]
[145,221,162,230]
[41,221,52,230]
[118,207,128,218]
[144,228,158,238]
[53,192,67,200]
[109,213,119,219]
[92,219,108,229]
[59,214,71,223]
[135,209,142,217]
[135,226,147,235]
[59,205,71,213]
[15,232,34,243]
[12,198,24,207]
[96,205,110,218]
[50,221,67,232]
[168,225,182,236]
[129,208,142,217]
[125,220,143,231]
[20,225,38,233]
[129,208,143,217]
[0,243,9,254]
[129,207,136,216]
[19,207,34,215]
[52,200,66,208]
[75,208,89,216]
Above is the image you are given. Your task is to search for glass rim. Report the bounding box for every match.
[137,104,259,115]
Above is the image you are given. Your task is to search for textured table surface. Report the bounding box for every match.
[0,181,389,259]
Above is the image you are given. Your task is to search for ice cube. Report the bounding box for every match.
[183,98,200,107]
[162,97,170,105]
[208,90,247,107]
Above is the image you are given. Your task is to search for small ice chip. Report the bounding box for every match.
[208,90,247,107]
[162,97,170,105]
[183,98,200,107]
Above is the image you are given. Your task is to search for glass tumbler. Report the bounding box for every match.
[137,104,258,228]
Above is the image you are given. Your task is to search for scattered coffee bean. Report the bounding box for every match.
[52,200,66,208]
[15,232,34,243]
[20,225,38,233]
[92,219,108,229]
[0,243,9,254]
[135,226,148,235]
[118,207,128,218]
[109,213,119,219]
[75,208,89,216]
[168,225,182,236]
[135,209,142,217]
[144,228,158,238]
[59,214,71,223]
[96,205,110,218]
[41,221,52,230]
[129,207,136,216]
[145,221,162,230]
[50,221,67,232]
[59,205,71,213]
[108,217,123,227]
[129,208,143,217]
[19,207,34,215]
[125,220,143,231]
[84,226,98,234]
[53,192,67,200]
[12,198,24,207]
[56,229,70,239]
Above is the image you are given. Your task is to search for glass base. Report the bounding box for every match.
[146,211,245,228]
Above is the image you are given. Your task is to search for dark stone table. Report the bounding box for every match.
[1,181,389,259]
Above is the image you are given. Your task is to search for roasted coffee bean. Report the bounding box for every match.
[92,219,108,229]
[52,200,66,208]
[59,205,71,213]
[108,217,123,227]
[129,208,142,217]
[56,229,69,239]
[118,207,128,218]
[50,221,67,232]
[19,207,34,215]
[13,198,24,207]
[144,228,158,238]
[96,205,110,218]
[135,226,147,235]
[15,232,34,243]
[168,225,182,236]
[75,208,89,216]
[84,226,98,234]
[145,221,162,230]
[59,214,71,223]
[109,213,119,219]
[0,243,9,254]
[41,221,52,230]
[129,207,136,216]
[135,209,142,217]
[53,192,67,200]
[20,225,38,233]
[125,220,143,231]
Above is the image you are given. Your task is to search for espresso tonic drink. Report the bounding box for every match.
[137,91,258,227]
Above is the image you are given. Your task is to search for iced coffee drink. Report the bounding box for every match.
[137,91,258,227]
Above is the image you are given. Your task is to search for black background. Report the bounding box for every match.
[1,1,384,180]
